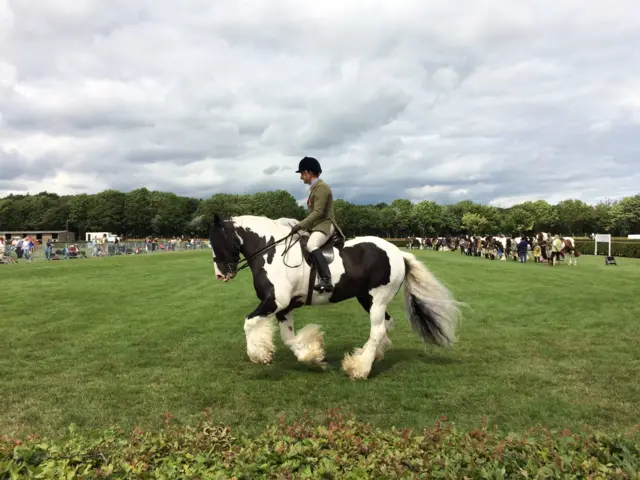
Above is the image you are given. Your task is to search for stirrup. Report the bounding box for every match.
[314,280,333,292]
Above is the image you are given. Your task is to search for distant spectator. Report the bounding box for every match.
[45,238,52,260]
[22,236,31,262]
[15,238,23,258]
[533,244,542,263]
[551,234,564,266]
[518,238,528,263]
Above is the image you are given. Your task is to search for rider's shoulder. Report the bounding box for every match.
[316,179,331,190]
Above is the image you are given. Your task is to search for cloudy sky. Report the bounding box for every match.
[1,0,639,207]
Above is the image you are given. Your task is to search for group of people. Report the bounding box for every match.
[457,233,570,265]
[0,236,77,263]
[0,236,38,262]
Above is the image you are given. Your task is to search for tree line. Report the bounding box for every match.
[1,188,639,239]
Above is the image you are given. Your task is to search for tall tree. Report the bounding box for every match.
[413,200,443,236]
[461,213,489,235]
[554,199,593,235]
[611,195,640,236]
[123,188,153,237]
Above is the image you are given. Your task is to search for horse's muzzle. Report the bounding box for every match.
[216,272,237,282]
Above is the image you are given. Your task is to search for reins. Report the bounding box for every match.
[234,230,303,272]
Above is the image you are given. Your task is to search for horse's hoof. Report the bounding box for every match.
[342,351,371,380]
[248,353,274,364]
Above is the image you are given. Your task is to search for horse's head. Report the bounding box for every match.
[562,237,575,251]
[209,213,242,282]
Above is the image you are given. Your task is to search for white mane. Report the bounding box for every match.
[274,217,300,228]
[231,215,307,238]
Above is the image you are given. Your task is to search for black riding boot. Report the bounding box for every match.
[310,250,333,292]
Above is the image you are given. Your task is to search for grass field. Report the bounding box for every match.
[1,248,639,439]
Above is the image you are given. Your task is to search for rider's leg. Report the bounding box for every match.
[307,226,334,292]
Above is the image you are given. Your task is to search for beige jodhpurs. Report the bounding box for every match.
[307,224,335,252]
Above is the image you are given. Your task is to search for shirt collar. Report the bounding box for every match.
[307,177,319,191]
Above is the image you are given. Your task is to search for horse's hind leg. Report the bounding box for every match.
[342,292,392,380]
[355,294,393,361]
[276,310,327,367]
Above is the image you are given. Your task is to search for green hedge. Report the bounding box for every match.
[387,239,408,248]
[574,240,640,258]
[2,412,639,478]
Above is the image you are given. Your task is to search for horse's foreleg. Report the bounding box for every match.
[276,310,327,367]
[244,300,278,364]
[342,300,389,380]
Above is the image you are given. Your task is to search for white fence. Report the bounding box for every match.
[4,239,210,262]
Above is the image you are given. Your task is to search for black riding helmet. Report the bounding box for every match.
[295,156,322,175]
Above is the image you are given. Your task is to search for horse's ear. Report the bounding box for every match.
[213,213,222,226]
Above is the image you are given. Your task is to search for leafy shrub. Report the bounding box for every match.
[2,410,639,479]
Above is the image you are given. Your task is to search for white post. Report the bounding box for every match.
[595,234,611,257]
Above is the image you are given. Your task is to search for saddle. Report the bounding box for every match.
[298,231,345,265]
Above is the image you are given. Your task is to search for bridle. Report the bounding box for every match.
[214,226,303,277]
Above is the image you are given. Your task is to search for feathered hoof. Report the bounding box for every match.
[295,324,326,366]
[342,350,371,380]
[247,343,276,364]
[248,351,274,364]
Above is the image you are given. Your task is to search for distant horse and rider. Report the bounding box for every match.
[535,232,579,266]
[208,157,461,380]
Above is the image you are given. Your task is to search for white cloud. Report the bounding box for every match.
[1,0,640,205]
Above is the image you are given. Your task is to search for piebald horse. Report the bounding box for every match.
[208,214,461,380]
[562,237,579,265]
[406,236,423,250]
[536,232,552,261]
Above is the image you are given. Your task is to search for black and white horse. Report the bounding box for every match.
[208,214,461,380]
[406,236,424,250]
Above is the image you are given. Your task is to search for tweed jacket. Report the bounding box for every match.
[297,179,340,235]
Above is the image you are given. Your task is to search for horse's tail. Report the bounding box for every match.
[400,251,460,346]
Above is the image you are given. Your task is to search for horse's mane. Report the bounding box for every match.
[274,217,300,228]
[231,215,305,237]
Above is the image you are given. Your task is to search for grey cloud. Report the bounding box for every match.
[1,0,640,205]
[4,99,155,132]
[124,146,208,165]
[297,87,412,150]
[0,179,29,191]
[0,148,57,182]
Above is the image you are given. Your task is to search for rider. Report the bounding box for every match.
[290,156,343,293]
